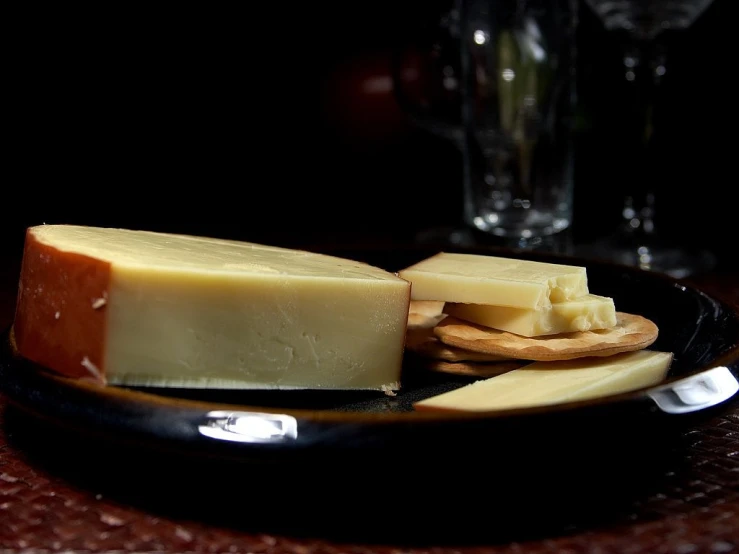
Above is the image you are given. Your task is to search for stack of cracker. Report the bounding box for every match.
[398,252,673,412]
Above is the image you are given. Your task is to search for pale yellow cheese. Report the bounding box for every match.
[398,252,588,309]
[444,294,617,337]
[414,350,673,412]
[18,225,411,390]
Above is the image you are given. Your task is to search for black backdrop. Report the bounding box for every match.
[4,1,734,267]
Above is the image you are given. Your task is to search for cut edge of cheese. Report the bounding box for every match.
[106,374,402,391]
[13,225,411,391]
[444,294,617,337]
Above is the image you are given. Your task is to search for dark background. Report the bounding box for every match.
[4,1,734,267]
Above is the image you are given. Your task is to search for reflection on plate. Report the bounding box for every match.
[1,246,738,462]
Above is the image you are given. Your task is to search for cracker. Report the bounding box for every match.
[405,298,510,363]
[407,300,446,331]
[405,325,511,362]
[433,312,658,361]
[422,359,529,378]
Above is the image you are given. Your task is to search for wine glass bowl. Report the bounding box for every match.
[585,0,716,38]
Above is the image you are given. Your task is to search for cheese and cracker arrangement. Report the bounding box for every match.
[399,252,672,412]
[9,224,673,412]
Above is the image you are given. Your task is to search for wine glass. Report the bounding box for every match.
[575,0,718,278]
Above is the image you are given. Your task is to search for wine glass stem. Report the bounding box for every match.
[620,38,667,240]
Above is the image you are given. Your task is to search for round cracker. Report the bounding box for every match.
[422,359,528,377]
[405,325,511,362]
[433,312,658,361]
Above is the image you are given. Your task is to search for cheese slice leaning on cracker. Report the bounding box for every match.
[414,350,674,412]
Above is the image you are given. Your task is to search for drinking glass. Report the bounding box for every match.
[392,0,579,253]
[575,0,717,277]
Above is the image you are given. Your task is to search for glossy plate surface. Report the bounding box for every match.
[1,246,738,463]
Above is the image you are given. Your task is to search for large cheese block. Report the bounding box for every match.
[414,350,673,412]
[398,252,588,309]
[12,225,411,390]
[444,294,617,337]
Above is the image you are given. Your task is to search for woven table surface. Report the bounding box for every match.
[1,395,738,553]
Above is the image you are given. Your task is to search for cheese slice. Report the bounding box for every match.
[398,252,588,309]
[12,225,411,390]
[444,294,617,337]
[414,350,673,412]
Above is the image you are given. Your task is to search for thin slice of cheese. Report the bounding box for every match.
[398,252,588,309]
[444,294,617,337]
[414,350,673,412]
[12,225,411,390]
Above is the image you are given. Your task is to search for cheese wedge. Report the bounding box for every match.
[398,252,588,309]
[444,294,617,337]
[414,350,673,412]
[12,225,411,390]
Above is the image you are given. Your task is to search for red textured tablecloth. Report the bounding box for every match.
[1,395,738,553]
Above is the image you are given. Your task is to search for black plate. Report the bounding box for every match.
[3,245,739,543]
[1,245,738,464]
